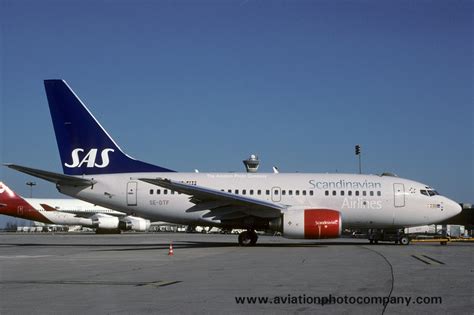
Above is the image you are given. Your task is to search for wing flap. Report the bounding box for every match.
[212,211,249,220]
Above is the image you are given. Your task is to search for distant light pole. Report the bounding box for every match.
[26,181,36,198]
[355,145,361,174]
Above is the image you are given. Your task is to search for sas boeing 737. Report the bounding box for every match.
[0,182,150,232]
[5,80,462,245]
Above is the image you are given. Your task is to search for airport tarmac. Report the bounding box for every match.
[0,233,472,314]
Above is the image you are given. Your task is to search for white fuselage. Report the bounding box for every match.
[58,172,461,229]
[25,198,124,227]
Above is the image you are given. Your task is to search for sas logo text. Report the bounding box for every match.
[65,148,114,168]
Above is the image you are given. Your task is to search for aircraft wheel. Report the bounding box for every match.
[238,230,258,246]
[399,236,410,245]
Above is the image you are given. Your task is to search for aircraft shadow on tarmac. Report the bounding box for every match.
[2,240,467,251]
[0,241,386,251]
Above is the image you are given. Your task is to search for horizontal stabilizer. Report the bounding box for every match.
[5,164,96,187]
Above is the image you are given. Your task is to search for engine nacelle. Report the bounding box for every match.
[282,209,342,239]
[91,214,120,229]
[119,216,151,232]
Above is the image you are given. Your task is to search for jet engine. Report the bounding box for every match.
[91,214,120,229]
[118,216,151,232]
[270,209,342,239]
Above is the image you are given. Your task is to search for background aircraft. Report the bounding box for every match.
[0,181,150,233]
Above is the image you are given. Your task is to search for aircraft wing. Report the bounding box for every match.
[40,203,90,218]
[139,178,284,219]
[5,164,96,187]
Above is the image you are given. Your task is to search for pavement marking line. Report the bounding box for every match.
[138,281,182,288]
[411,254,444,265]
[0,280,181,287]
[411,255,432,265]
[421,255,445,265]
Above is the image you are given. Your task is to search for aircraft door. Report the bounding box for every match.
[271,187,281,202]
[393,183,405,207]
[127,181,138,206]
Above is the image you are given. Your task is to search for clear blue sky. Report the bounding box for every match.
[0,0,472,226]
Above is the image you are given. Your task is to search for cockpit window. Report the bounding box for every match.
[421,189,439,196]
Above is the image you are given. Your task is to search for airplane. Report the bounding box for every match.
[5,80,462,245]
[0,181,150,233]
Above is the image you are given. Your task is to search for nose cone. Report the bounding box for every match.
[445,198,462,218]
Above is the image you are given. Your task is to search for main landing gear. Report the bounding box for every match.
[238,230,258,246]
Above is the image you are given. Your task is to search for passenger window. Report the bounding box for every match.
[157,189,161,194]
[164,190,168,195]
[274,190,279,195]
[348,191,352,196]
[332,191,336,196]
[309,190,314,196]
[257,190,261,195]
[228,189,232,193]
[362,191,366,196]
[282,190,286,196]
[266,190,270,195]
[289,190,293,196]
[302,190,306,196]
[355,191,359,196]
[370,191,374,196]
[149,189,154,195]
[171,190,175,195]
[250,189,254,195]
[242,189,246,195]
[325,190,329,196]
[341,191,345,196]
[296,191,300,196]
[377,191,381,196]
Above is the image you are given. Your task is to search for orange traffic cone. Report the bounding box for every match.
[168,243,174,256]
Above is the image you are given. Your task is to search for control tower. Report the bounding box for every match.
[243,154,260,173]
